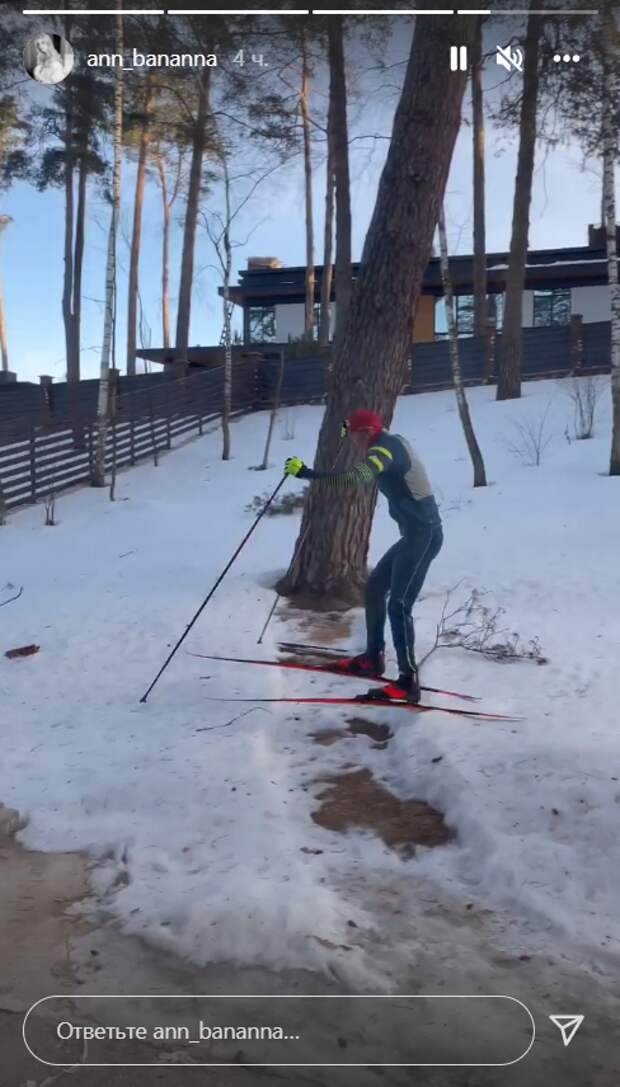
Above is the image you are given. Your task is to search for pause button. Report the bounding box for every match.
[450,45,468,71]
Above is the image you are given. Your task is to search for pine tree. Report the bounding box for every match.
[281,15,477,602]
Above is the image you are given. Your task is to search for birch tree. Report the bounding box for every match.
[202,153,281,459]
[93,2,124,488]
[438,205,487,487]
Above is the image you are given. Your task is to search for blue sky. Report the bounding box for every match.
[2,13,610,384]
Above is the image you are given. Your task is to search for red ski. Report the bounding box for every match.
[189,651,480,703]
[201,694,521,722]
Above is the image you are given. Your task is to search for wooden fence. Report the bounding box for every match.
[0,322,613,516]
[0,360,257,514]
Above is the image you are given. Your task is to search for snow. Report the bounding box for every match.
[2,377,620,981]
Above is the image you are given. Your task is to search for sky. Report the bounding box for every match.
[1,10,612,384]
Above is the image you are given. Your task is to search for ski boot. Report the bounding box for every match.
[363,668,421,705]
[331,651,385,679]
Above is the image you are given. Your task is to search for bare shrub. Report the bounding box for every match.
[562,374,605,440]
[419,583,548,668]
[505,400,553,466]
[245,489,307,517]
[43,488,57,526]
[280,409,298,441]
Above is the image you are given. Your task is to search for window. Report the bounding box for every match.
[248,305,277,343]
[284,303,323,343]
[435,293,503,339]
[533,288,571,327]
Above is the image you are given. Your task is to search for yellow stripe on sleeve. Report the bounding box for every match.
[368,455,385,473]
[369,445,393,460]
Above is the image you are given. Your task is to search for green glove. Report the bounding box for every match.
[285,456,306,477]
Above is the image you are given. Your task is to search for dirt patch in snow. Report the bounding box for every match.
[309,727,345,746]
[310,717,393,749]
[311,769,453,854]
[346,716,393,744]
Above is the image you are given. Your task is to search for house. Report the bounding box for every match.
[223,226,618,347]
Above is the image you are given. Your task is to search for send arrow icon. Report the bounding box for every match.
[549,1015,584,1047]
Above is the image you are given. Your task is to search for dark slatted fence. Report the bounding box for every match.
[410,320,611,391]
[0,361,257,512]
[0,321,612,515]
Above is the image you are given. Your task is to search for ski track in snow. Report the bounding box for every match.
[2,378,619,980]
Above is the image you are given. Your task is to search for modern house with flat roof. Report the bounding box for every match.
[224,225,618,347]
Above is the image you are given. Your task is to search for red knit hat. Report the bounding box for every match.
[346,408,382,435]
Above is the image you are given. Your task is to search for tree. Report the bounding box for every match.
[437,205,487,487]
[0,214,11,371]
[541,5,620,472]
[602,11,620,474]
[328,15,352,350]
[153,139,185,350]
[93,2,124,487]
[126,72,154,376]
[16,24,110,386]
[471,19,486,341]
[496,5,542,401]
[37,20,109,385]
[318,126,334,347]
[202,149,282,459]
[280,15,477,602]
[175,69,212,362]
[300,29,315,340]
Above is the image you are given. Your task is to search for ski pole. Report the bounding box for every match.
[140,475,287,703]
[256,519,311,644]
[257,437,345,645]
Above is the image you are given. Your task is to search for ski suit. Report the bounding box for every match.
[302,430,443,674]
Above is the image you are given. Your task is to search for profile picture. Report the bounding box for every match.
[23,33,74,86]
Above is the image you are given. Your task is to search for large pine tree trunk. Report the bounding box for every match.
[438,205,487,487]
[280,15,476,602]
[329,15,352,349]
[497,8,542,401]
[176,72,210,361]
[300,33,315,340]
[602,22,620,475]
[471,21,486,340]
[93,4,123,487]
[127,76,153,376]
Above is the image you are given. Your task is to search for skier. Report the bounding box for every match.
[284,408,443,703]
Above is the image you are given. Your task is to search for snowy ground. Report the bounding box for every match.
[2,376,620,1001]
